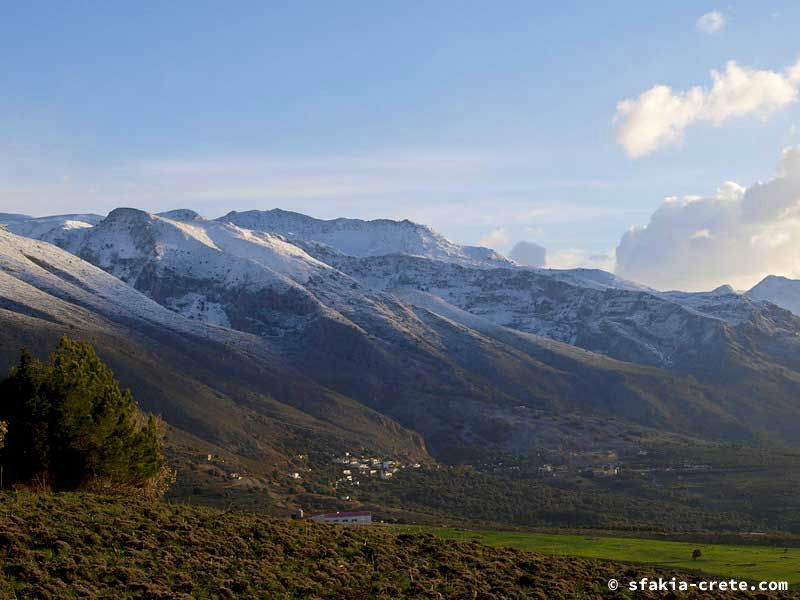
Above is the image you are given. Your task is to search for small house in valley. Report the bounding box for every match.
[310,511,372,525]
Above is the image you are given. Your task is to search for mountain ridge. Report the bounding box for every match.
[4,214,800,457]
[218,208,514,268]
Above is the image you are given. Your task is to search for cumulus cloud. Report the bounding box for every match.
[509,241,547,267]
[477,228,511,250]
[614,57,800,157]
[615,147,800,291]
[696,11,725,34]
[547,249,616,271]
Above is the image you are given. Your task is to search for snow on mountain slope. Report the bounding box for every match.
[3,213,105,251]
[10,206,800,375]
[535,267,653,292]
[75,208,335,285]
[218,208,513,268]
[0,227,263,347]
[659,285,785,327]
[325,254,726,367]
[49,208,361,335]
[322,253,800,370]
[747,275,800,316]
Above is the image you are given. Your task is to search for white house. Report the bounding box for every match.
[310,511,372,525]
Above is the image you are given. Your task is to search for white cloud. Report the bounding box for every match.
[509,241,547,267]
[614,85,705,158]
[547,248,616,271]
[477,228,511,250]
[705,61,797,122]
[789,58,800,83]
[615,58,800,157]
[696,11,725,34]
[615,147,800,290]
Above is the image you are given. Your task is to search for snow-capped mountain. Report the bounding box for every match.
[315,252,800,370]
[747,275,800,317]
[0,226,428,466]
[56,207,358,332]
[0,225,259,346]
[218,209,513,268]
[10,207,800,371]
[7,215,794,453]
[7,208,520,338]
[9,206,800,449]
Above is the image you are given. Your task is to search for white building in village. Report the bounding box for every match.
[310,511,372,525]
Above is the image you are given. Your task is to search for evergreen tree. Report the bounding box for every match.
[0,337,164,490]
[0,350,51,483]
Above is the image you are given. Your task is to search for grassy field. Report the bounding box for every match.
[395,526,800,585]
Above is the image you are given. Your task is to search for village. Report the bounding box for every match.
[331,451,421,496]
[287,452,424,526]
[182,447,425,501]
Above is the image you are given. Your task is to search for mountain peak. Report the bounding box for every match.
[756,274,791,285]
[106,207,153,223]
[749,274,799,292]
[158,209,203,222]
[747,274,800,316]
[711,284,735,295]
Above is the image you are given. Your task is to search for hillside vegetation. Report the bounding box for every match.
[0,492,793,599]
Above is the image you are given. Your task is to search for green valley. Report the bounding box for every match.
[395,526,800,586]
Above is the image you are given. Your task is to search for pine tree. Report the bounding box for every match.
[0,349,51,483]
[0,337,165,490]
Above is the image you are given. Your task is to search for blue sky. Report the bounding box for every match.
[3,1,800,273]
